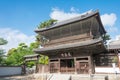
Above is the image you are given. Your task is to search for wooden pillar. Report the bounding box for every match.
[88,56,92,74]
[74,57,77,74]
[23,57,26,74]
[36,56,39,73]
[117,52,120,69]
[115,50,120,69]
[48,59,50,73]
[23,62,26,74]
[91,55,95,74]
[58,58,61,73]
[35,61,37,73]
[118,54,120,69]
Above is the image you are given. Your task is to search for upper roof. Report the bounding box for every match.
[34,37,106,53]
[35,10,106,33]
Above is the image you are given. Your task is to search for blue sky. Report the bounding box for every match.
[0,0,120,52]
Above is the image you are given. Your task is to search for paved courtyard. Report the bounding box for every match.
[0,73,120,80]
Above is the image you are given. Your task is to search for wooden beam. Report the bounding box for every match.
[88,56,92,74]
[74,57,77,74]
[58,58,60,73]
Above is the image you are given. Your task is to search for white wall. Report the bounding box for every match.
[95,67,120,73]
[0,66,22,76]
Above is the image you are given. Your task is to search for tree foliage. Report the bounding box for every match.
[36,35,49,46]
[37,19,57,29]
[6,41,49,66]
[112,56,118,63]
[102,34,111,44]
[0,38,7,55]
[6,42,39,66]
[2,19,58,66]
[103,34,111,41]
[0,38,8,65]
[0,38,8,45]
[39,55,49,64]
[35,19,54,65]
[36,19,57,45]
[0,49,5,56]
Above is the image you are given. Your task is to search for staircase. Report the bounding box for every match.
[49,74,71,80]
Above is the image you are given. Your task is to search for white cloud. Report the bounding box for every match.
[70,7,79,12]
[50,8,117,27]
[50,8,117,33]
[107,27,118,33]
[108,35,120,45]
[0,28,35,54]
[101,13,117,27]
[50,7,119,45]
[115,35,120,40]
[50,8,81,21]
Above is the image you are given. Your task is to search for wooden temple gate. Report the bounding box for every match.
[49,56,93,74]
[34,10,107,74]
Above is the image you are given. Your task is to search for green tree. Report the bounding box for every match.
[36,19,57,45]
[36,19,55,65]
[30,41,39,49]
[112,56,118,64]
[6,43,30,66]
[102,34,111,44]
[0,38,8,45]
[39,55,49,64]
[6,42,40,66]
[0,38,7,65]
[5,19,57,66]
[37,19,57,29]
[103,34,111,40]
[0,38,7,56]
[7,48,17,56]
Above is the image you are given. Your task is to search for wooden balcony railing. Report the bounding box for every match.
[60,67,75,73]
[50,68,58,73]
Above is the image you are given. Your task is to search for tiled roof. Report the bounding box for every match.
[34,38,104,53]
[35,10,105,33]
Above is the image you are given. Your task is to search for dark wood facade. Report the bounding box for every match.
[34,10,107,74]
[93,43,120,68]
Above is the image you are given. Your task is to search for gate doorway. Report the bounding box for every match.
[49,59,59,73]
[49,57,92,74]
[78,62,89,74]
[76,57,89,74]
[60,59,75,73]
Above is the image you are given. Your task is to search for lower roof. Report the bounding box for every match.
[108,40,120,50]
[34,37,106,53]
[23,54,39,58]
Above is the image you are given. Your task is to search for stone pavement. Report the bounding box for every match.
[0,73,120,80]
